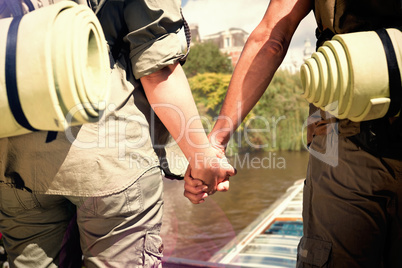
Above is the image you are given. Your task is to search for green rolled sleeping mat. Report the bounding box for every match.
[0,1,110,138]
[300,28,401,122]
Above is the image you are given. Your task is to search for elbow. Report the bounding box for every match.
[264,37,287,57]
[140,63,177,84]
[247,29,289,59]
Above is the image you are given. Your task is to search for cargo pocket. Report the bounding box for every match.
[144,232,163,268]
[297,237,332,267]
[0,186,40,214]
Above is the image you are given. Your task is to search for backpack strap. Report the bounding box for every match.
[4,0,59,143]
[5,0,39,134]
[4,0,24,17]
[23,0,35,11]
[375,28,402,117]
[6,14,39,133]
[4,0,34,17]
[179,8,191,65]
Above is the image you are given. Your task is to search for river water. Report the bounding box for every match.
[160,150,309,261]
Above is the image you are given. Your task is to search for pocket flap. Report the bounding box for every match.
[144,232,163,258]
[298,237,332,267]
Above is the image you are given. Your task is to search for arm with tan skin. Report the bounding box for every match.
[140,62,236,195]
[184,0,313,204]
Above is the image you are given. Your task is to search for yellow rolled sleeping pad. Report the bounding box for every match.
[300,28,402,122]
[0,1,110,138]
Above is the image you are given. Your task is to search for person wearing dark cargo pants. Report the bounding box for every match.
[182,0,402,266]
[299,129,402,267]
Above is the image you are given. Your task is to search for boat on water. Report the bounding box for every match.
[162,179,304,268]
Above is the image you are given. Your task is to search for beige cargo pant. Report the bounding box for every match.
[0,167,164,268]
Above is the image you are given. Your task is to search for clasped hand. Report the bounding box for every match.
[183,145,236,204]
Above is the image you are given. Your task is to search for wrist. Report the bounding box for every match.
[190,143,230,174]
[208,132,229,151]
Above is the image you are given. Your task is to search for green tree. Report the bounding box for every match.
[183,42,233,77]
[188,72,255,155]
[189,72,231,119]
[248,70,309,152]
[189,71,309,154]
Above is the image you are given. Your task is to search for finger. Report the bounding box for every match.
[191,172,216,195]
[216,179,230,192]
[207,186,217,196]
[184,180,208,194]
[183,166,192,182]
[184,177,204,187]
[214,147,225,158]
[218,157,236,175]
[183,167,204,187]
[184,190,208,204]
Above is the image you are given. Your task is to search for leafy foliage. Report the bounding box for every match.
[249,71,309,152]
[188,70,309,154]
[183,42,233,77]
[189,72,231,119]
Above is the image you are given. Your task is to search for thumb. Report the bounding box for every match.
[218,157,237,177]
[216,180,230,192]
[225,164,237,177]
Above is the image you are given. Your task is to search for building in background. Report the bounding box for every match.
[189,24,312,73]
[189,24,201,44]
[279,38,312,74]
[202,28,249,67]
[189,24,248,67]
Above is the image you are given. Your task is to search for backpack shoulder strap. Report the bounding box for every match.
[5,0,34,17]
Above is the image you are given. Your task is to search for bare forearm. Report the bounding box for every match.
[141,62,236,192]
[210,30,288,145]
[140,62,211,167]
[211,0,313,146]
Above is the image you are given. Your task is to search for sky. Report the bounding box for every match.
[181,0,317,64]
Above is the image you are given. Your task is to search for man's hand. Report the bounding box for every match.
[183,165,232,204]
[183,167,209,204]
[183,143,235,204]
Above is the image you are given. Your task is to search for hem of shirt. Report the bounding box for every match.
[34,166,162,197]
